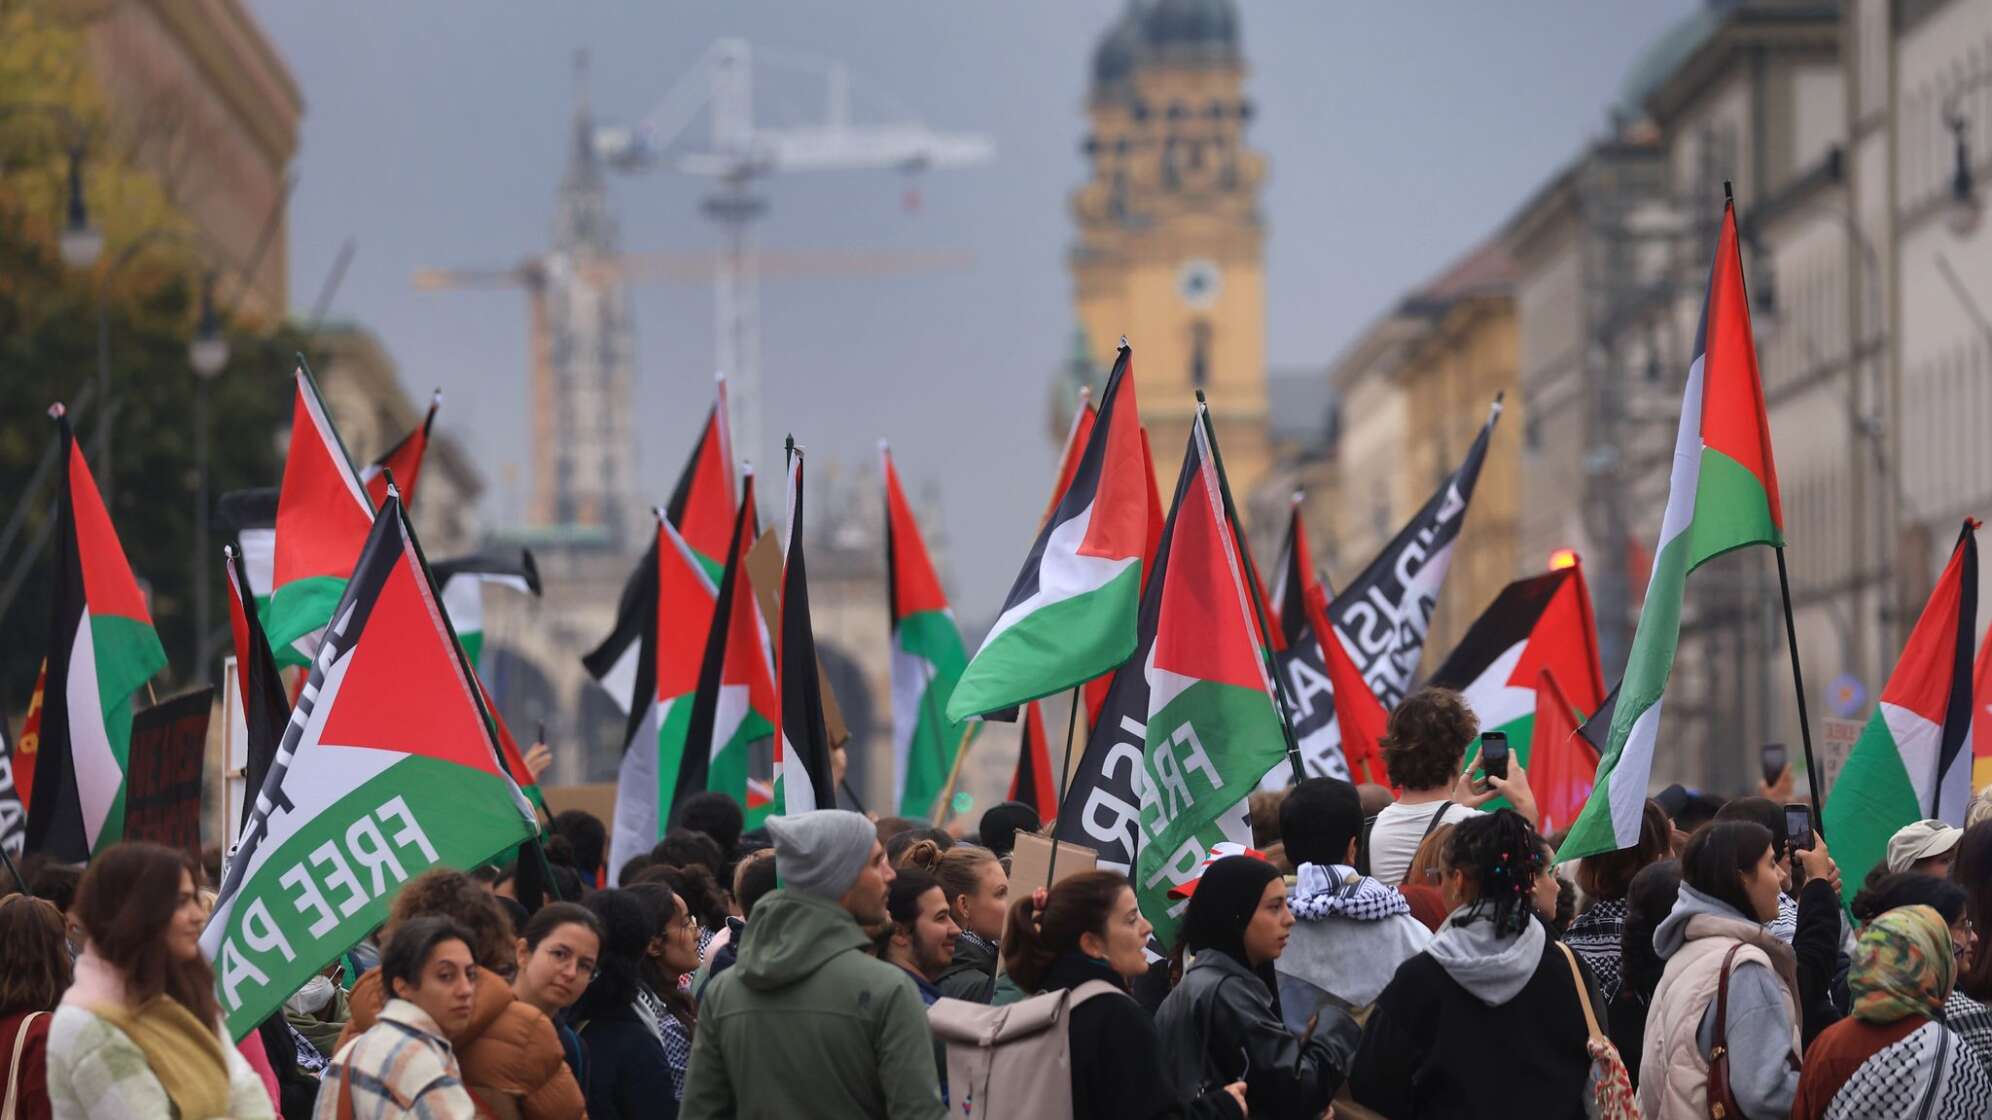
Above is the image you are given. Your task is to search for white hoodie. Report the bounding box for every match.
[1274,863,1432,1030]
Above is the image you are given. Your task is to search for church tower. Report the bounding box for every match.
[1066,0,1268,496]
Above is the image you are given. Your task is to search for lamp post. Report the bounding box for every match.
[0,103,101,268]
[189,272,230,676]
[93,227,218,507]
[1945,80,1989,238]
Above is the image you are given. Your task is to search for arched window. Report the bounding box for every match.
[1190,320,1212,387]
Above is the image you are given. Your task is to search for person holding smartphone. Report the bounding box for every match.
[1362,689,1539,888]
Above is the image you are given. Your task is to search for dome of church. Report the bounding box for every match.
[1091,11,1140,86]
[1143,0,1238,48]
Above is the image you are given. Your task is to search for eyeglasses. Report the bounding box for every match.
[1422,868,1443,883]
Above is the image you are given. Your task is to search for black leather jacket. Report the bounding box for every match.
[1153,949,1360,1120]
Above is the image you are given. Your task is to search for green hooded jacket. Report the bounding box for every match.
[681,890,946,1119]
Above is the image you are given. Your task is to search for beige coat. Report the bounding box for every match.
[1637,911,1800,1120]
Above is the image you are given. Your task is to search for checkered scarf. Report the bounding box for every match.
[1290,863,1411,922]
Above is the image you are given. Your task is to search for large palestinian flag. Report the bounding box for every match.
[774,442,837,815]
[24,410,167,861]
[267,365,375,662]
[949,343,1148,721]
[677,472,777,818]
[431,549,541,667]
[1008,701,1057,827]
[201,490,537,1041]
[359,390,439,509]
[1825,520,1978,900]
[1328,397,1501,709]
[1135,409,1288,943]
[1529,668,1598,835]
[1560,194,1785,862]
[605,515,717,882]
[225,544,291,843]
[665,380,739,580]
[1427,560,1606,772]
[883,445,973,818]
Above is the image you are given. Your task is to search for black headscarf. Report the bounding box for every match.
[1179,855,1285,1006]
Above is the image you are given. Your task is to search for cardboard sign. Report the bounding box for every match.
[126,688,214,855]
[1007,830,1098,901]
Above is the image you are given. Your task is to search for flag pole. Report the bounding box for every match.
[928,723,977,826]
[1774,549,1826,827]
[1197,392,1307,784]
[1043,684,1084,887]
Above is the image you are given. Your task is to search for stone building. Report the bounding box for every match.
[1062,0,1272,500]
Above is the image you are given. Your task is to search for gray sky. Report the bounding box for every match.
[249,0,1694,621]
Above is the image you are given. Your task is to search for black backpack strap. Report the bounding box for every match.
[1355,814,1380,877]
[1418,800,1453,845]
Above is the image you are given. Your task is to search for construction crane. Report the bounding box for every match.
[412,246,973,526]
[593,38,994,471]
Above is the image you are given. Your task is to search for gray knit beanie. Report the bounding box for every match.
[765,810,876,900]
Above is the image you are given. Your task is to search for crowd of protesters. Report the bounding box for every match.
[4,687,1992,1118]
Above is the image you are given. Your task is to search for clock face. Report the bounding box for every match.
[1177,258,1221,310]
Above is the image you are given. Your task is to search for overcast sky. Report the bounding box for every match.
[249,0,1694,621]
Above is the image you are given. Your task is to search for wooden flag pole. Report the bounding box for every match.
[1774,548,1826,829]
[928,722,978,826]
[1043,685,1084,887]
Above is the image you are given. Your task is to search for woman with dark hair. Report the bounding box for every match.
[573,890,677,1120]
[1640,820,1802,1119]
[620,880,701,1104]
[1790,901,1992,1119]
[1954,820,1992,1048]
[1001,870,1244,1120]
[46,842,273,1119]
[0,894,73,1119]
[335,867,582,1120]
[899,841,1007,1003]
[1156,855,1357,1119]
[317,916,480,1119]
[511,902,603,1086]
[1564,799,1672,1000]
[1350,809,1601,1118]
[1841,872,1989,1078]
[1606,858,1682,1089]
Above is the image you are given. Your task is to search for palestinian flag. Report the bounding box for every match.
[1316,592,1389,787]
[267,364,375,663]
[774,442,836,815]
[23,410,168,861]
[1825,520,1978,899]
[949,343,1148,721]
[1560,194,1785,862]
[431,550,542,666]
[665,379,739,580]
[1427,559,1606,772]
[1328,397,1501,709]
[1008,701,1057,827]
[1972,614,1992,793]
[605,515,718,883]
[1529,668,1597,835]
[359,390,439,508]
[225,544,291,842]
[678,472,777,818]
[201,488,537,1041]
[1135,409,1288,942]
[584,536,660,717]
[1264,500,1353,782]
[1080,425,1167,729]
[1043,389,1095,526]
[884,444,973,818]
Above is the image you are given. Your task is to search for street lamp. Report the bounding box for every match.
[190,272,229,677]
[1948,108,1981,238]
[0,103,101,267]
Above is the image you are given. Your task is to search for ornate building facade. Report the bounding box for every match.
[1065,0,1270,498]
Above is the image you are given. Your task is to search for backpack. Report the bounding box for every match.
[927,981,1120,1120]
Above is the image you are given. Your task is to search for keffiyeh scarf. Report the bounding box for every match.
[1290,863,1411,922]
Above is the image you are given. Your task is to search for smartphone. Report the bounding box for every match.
[1784,803,1815,852]
[535,721,546,745]
[1479,731,1510,783]
[1760,742,1788,787]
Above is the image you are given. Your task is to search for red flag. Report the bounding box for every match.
[1530,668,1597,835]
[1973,615,1992,794]
[13,663,45,815]
[1312,594,1389,787]
[361,392,439,508]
